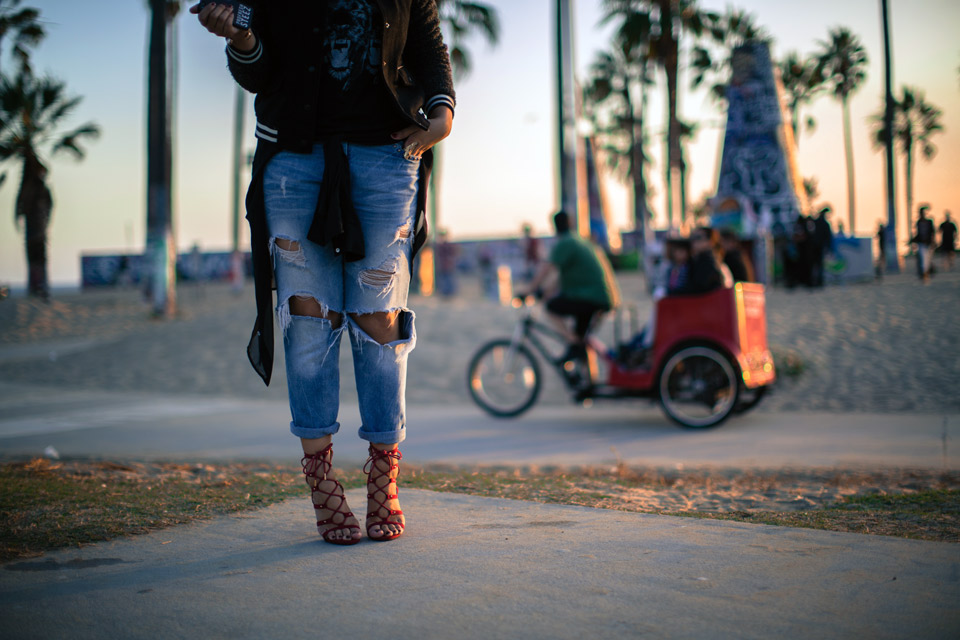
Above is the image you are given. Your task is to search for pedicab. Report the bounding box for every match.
[467,282,776,428]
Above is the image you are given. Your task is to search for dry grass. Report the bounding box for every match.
[2,458,957,562]
[0,458,310,562]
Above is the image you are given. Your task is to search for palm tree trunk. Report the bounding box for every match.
[659,0,682,227]
[664,50,681,227]
[841,96,856,233]
[620,86,643,232]
[426,141,443,295]
[631,150,648,234]
[880,0,899,272]
[790,100,801,147]
[904,145,914,243]
[17,160,52,300]
[146,0,177,317]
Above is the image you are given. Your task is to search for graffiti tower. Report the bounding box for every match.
[713,41,806,237]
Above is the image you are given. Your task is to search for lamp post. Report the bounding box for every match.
[555,0,588,236]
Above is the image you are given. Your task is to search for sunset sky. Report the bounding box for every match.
[1,0,958,286]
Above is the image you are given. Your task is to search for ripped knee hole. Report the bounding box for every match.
[272,237,307,267]
[358,268,396,288]
[275,238,300,252]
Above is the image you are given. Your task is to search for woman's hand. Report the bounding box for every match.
[189,3,255,51]
[391,108,453,160]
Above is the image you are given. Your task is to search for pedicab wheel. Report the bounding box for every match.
[658,345,739,428]
[467,339,542,418]
[733,385,766,414]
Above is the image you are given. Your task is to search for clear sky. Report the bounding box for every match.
[1,0,958,286]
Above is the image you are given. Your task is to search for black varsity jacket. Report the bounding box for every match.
[222,0,455,385]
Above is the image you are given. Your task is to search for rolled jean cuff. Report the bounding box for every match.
[289,420,341,440]
[357,425,406,445]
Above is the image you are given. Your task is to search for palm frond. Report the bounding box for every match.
[437,0,500,79]
[52,122,100,159]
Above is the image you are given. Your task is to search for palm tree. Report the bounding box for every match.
[870,87,944,241]
[602,0,722,225]
[802,176,821,209]
[777,51,824,146]
[436,0,500,80]
[817,27,868,234]
[0,72,100,298]
[689,6,770,104]
[585,39,655,239]
[0,0,45,76]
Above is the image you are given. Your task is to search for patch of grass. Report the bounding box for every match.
[668,490,960,542]
[0,459,309,562]
[401,465,960,543]
[2,459,958,562]
[769,345,806,377]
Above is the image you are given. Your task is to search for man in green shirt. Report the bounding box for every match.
[523,211,620,361]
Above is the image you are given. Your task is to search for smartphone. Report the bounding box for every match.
[196,1,253,30]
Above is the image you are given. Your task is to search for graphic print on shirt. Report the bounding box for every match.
[324,0,381,92]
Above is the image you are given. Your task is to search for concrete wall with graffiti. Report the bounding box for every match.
[81,250,252,288]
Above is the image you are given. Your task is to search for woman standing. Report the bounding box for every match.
[191,1,454,544]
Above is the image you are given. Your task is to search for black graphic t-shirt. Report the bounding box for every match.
[315,0,408,143]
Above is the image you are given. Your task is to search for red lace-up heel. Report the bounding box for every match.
[364,445,405,542]
[301,444,361,546]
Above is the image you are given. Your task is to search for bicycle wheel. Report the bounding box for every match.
[467,339,542,418]
[658,345,739,428]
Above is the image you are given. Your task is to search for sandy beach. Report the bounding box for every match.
[2,265,958,414]
[2,267,958,517]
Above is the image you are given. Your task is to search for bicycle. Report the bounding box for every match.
[466,296,597,418]
[466,284,776,428]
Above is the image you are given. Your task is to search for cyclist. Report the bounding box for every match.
[520,211,620,364]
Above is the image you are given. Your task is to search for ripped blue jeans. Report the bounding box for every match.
[264,143,419,444]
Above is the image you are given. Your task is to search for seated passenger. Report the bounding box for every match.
[626,230,729,366]
[720,228,755,283]
[662,237,692,296]
[674,227,729,294]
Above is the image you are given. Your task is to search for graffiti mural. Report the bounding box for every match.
[715,42,803,233]
[81,251,251,288]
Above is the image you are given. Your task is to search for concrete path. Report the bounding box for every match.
[2,489,958,639]
[1,382,957,469]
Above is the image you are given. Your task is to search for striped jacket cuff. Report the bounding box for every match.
[424,94,455,117]
[255,121,278,143]
[227,39,263,64]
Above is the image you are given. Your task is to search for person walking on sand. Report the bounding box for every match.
[521,223,541,282]
[914,204,935,282]
[875,222,886,278]
[191,1,454,545]
[939,211,957,271]
[434,229,458,297]
[811,206,834,287]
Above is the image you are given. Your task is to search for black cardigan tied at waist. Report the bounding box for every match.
[307,140,365,262]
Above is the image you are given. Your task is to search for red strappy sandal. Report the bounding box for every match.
[364,444,405,542]
[301,444,361,546]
